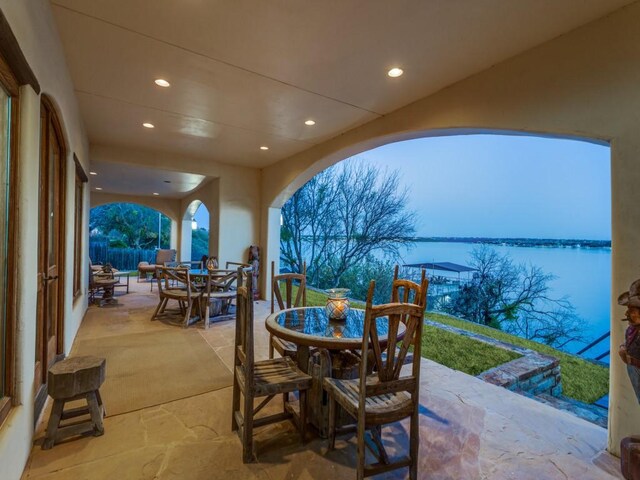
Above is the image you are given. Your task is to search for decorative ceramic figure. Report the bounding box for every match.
[618,279,640,479]
[248,245,260,300]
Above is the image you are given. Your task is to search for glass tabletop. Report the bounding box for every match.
[271,307,390,341]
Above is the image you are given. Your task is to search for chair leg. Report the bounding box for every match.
[409,411,419,480]
[231,378,240,432]
[356,419,366,480]
[151,297,165,320]
[159,297,168,314]
[328,394,337,451]
[242,391,254,463]
[269,335,274,359]
[299,390,307,445]
[183,301,193,328]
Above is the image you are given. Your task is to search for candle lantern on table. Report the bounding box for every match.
[206,256,218,272]
[326,288,350,321]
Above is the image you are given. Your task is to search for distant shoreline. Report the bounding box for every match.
[412,237,611,249]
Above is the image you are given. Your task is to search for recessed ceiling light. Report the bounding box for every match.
[305,119,316,126]
[260,146,269,150]
[89,171,97,175]
[387,67,404,78]
[154,79,170,87]
[95,187,103,191]
[142,122,155,129]
[153,192,160,196]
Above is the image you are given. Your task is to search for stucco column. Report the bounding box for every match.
[609,136,640,455]
[180,219,192,261]
[261,207,281,301]
[170,219,178,251]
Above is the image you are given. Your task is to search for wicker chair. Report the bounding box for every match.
[231,269,312,463]
[323,275,429,480]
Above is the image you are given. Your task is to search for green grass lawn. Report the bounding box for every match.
[299,286,609,403]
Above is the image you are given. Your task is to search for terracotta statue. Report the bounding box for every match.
[248,245,260,300]
[618,279,640,479]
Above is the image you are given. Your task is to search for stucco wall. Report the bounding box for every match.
[260,1,640,454]
[92,145,261,275]
[0,1,90,479]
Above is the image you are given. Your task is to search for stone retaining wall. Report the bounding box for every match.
[425,319,563,397]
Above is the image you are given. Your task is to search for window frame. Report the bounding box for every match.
[73,154,87,300]
[0,49,19,427]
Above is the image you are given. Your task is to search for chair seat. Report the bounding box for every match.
[323,377,413,425]
[236,356,311,397]
[93,278,118,287]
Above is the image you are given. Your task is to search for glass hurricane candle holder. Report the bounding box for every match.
[325,288,350,320]
[206,256,218,272]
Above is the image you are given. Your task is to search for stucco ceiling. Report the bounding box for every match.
[51,0,633,194]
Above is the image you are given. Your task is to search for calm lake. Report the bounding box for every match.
[399,241,612,358]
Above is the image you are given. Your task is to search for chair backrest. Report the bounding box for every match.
[155,249,177,265]
[235,270,254,385]
[226,261,250,269]
[391,265,426,304]
[359,276,429,404]
[165,260,203,270]
[236,265,254,288]
[156,266,194,299]
[271,261,307,313]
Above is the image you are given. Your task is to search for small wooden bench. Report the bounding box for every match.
[42,356,106,450]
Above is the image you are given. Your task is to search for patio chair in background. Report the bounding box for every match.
[269,261,307,360]
[88,266,118,307]
[151,266,203,327]
[323,276,429,480]
[231,271,312,463]
[137,248,177,283]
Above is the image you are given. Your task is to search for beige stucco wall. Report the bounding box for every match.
[0,1,91,479]
[92,145,261,275]
[260,1,640,454]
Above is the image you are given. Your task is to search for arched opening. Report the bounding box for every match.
[273,131,611,424]
[89,202,173,270]
[180,199,211,262]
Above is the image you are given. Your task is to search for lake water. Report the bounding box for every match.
[399,242,611,358]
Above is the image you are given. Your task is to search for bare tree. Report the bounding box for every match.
[280,159,416,288]
[442,245,583,348]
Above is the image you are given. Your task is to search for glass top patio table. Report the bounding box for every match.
[265,306,405,351]
[187,269,236,278]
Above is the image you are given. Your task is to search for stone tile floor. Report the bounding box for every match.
[21,280,623,479]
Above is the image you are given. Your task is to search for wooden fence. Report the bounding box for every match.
[89,244,158,271]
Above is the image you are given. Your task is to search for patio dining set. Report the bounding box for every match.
[231,263,429,480]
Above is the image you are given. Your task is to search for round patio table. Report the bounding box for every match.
[265,306,405,373]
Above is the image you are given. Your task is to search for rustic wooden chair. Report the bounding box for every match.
[88,266,118,306]
[151,266,203,328]
[231,270,312,463]
[323,276,429,480]
[269,261,307,359]
[201,266,252,327]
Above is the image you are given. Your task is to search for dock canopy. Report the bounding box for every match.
[404,262,476,273]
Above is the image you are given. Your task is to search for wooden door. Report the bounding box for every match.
[35,99,65,398]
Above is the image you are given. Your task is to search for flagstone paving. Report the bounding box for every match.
[20,280,622,479]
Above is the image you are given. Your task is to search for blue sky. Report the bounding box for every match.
[356,134,611,240]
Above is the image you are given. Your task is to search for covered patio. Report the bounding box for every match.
[22,282,619,479]
[2,1,640,479]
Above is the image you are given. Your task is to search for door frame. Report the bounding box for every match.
[35,95,67,409]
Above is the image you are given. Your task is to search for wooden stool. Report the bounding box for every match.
[42,356,106,450]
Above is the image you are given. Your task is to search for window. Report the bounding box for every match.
[73,155,87,299]
[0,51,18,425]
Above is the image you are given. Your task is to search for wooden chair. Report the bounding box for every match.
[151,266,203,328]
[88,266,118,306]
[231,269,312,463]
[269,261,307,359]
[323,276,429,480]
[201,267,251,328]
